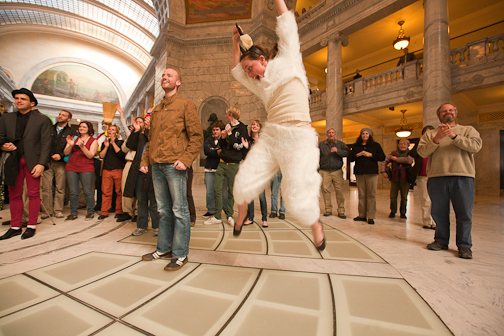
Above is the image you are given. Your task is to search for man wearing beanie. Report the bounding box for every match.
[0,88,53,240]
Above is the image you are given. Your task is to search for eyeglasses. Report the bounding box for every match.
[440,108,456,113]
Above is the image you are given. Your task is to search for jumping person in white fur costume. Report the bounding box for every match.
[231,0,325,250]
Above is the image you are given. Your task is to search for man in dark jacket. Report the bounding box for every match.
[204,106,248,226]
[41,109,78,219]
[319,128,349,218]
[123,116,159,236]
[202,121,228,218]
[0,88,53,240]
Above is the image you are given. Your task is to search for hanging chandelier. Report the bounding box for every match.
[396,109,412,138]
[393,21,410,50]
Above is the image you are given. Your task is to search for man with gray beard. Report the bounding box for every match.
[417,103,482,259]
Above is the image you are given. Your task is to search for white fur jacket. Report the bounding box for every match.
[231,11,310,108]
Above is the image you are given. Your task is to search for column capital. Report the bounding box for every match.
[320,32,348,47]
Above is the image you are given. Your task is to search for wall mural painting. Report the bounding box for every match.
[186,0,252,24]
[31,64,119,104]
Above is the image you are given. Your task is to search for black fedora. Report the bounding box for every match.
[12,88,38,106]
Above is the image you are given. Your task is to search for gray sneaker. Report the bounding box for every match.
[141,251,172,261]
[164,256,188,271]
[153,228,159,236]
[132,228,147,236]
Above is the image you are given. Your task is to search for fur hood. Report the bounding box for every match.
[232,11,309,108]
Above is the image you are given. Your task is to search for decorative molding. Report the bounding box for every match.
[479,111,504,123]
[298,0,364,36]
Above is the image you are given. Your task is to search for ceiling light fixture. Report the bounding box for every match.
[396,109,412,138]
[393,21,410,50]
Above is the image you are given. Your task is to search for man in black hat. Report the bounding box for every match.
[0,88,53,240]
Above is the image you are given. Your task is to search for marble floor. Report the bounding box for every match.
[0,185,502,336]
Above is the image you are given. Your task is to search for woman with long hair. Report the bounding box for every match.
[64,121,98,221]
[231,0,324,249]
[242,120,268,228]
[348,128,385,225]
[381,138,414,219]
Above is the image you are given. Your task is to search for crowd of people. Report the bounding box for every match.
[0,0,482,269]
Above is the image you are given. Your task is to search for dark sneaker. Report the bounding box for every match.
[21,228,36,240]
[164,256,188,271]
[278,213,285,220]
[85,213,94,221]
[458,247,473,259]
[269,213,277,218]
[142,251,172,261]
[427,241,448,251]
[323,212,332,217]
[368,219,375,225]
[337,213,346,219]
[98,215,108,220]
[116,213,132,222]
[354,216,367,222]
[388,212,396,218]
[2,220,10,226]
[202,212,213,218]
[400,214,407,219]
[65,214,78,221]
[0,228,22,240]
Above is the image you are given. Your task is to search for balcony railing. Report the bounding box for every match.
[309,32,504,110]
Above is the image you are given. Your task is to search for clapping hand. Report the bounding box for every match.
[104,136,109,147]
[66,135,75,147]
[242,137,249,149]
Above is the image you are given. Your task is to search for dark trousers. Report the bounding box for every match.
[427,176,474,248]
[187,167,196,223]
[390,180,410,215]
[136,173,159,229]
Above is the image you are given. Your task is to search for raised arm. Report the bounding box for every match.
[232,25,241,68]
[275,0,288,15]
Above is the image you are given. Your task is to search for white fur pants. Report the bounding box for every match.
[233,122,321,227]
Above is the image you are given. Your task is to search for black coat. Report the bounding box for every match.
[348,142,385,175]
[218,121,249,163]
[123,129,153,198]
[0,109,53,185]
[52,123,79,162]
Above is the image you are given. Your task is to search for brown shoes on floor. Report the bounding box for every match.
[427,241,448,251]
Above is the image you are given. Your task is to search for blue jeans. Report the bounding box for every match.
[152,163,190,258]
[66,171,95,216]
[204,171,228,213]
[427,176,474,248]
[270,171,285,214]
[247,190,267,221]
[136,173,159,230]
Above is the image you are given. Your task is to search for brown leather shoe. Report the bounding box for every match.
[65,214,78,221]
[458,247,473,259]
[427,241,448,251]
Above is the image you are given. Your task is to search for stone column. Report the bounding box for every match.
[325,35,345,139]
[423,0,451,127]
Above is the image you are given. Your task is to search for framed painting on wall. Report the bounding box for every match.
[31,64,119,104]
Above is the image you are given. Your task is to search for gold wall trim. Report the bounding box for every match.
[479,111,504,123]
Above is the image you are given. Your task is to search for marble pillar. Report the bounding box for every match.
[325,36,344,139]
[422,0,451,127]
